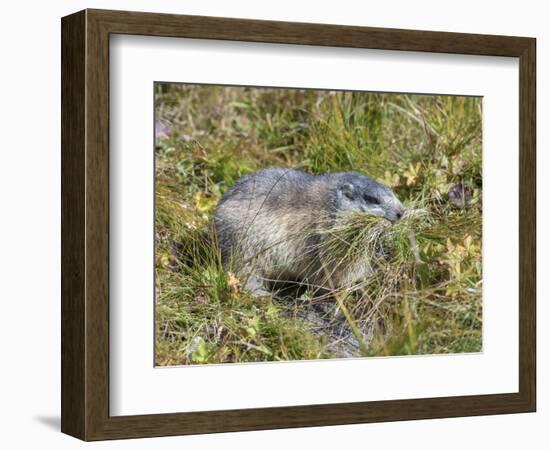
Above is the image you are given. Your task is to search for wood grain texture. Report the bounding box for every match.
[85,10,111,438]
[90,8,532,56]
[61,8,536,441]
[518,39,536,409]
[61,10,86,439]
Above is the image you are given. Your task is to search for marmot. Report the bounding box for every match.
[214,168,405,296]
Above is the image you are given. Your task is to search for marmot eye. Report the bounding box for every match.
[364,194,380,205]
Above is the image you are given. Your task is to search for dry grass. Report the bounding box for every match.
[154,84,483,365]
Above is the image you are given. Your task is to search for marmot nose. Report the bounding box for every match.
[395,209,405,220]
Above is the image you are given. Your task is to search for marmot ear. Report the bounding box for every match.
[340,182,356,199]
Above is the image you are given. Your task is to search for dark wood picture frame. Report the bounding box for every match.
[61,8,536,441]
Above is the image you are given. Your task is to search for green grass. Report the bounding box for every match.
[154,84,482,365]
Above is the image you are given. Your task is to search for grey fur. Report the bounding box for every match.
[214,168,405,296]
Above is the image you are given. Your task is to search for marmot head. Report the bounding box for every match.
[334,172,405,222]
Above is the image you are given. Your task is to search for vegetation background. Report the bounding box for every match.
[154,83,482,365]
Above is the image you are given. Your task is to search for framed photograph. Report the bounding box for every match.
[61,9,536,440]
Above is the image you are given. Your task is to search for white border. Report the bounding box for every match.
[110,35,519,416]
